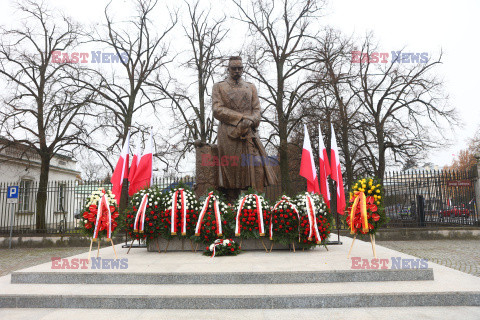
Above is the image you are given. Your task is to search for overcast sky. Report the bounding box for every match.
[1,0,479,172]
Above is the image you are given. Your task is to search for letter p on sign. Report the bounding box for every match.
[7,186,19,204]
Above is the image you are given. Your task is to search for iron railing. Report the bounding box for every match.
[0,167,478,235]
[0,177,195,235]
[380,167,478,228]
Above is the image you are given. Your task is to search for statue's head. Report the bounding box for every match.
[228,56,243,81]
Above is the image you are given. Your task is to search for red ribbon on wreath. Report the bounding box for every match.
[92,194,112,241]
[170,188,187,235]
[195,192,222,237]
[269,196,300,240]
[235,194,265,236]
[305,194,321,244]
[133,194,148,233]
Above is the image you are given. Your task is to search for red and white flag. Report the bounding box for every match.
[111,131,130,204]
[300,124,320,194]
[330,124,346,215]
[130,131,153,193]
[128,140,141,196]
[318,125,331,208]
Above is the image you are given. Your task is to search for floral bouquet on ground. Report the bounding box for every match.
[269,196,300,246]
[193,191,234,245]
[80,188,119,239]
[203,238,241,257]
[233,189,270,240]
[125,186,164,243]
[294,192,332,250]
[346,177,386,236]
[159,185,200,240]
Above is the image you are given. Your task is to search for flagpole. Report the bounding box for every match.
[119,178,129,216]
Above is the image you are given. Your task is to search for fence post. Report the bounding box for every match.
[8,203,15,249]
[417,194,426,227]
[473,159,480,218]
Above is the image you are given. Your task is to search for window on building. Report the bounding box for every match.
[57,184,66,212]
[18,179,33,212]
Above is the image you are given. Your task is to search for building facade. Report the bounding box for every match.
[0,138,81,233]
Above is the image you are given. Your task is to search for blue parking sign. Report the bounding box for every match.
[7,186,19,204]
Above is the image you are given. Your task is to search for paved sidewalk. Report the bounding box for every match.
[0,247,90,276]
[377,240,480,277]
[1,307,480,320]
[1,237,480,318]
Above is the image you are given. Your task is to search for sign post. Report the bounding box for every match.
[7,186,19,249]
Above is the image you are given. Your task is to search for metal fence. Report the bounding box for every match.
[381,167,479,228]
[0,177,195,235]
[1,167,478,235]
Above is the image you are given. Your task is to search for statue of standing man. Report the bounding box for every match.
[212,56,278,200]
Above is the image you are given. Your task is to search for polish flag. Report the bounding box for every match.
[318,125,331,208]
[111,131,130,204]
[299,124,320,194]
[330,124,346,215]
[130,131,153,193]
[128,140,141,196]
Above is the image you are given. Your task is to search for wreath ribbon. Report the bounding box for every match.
[93,194,112,241]
[306,194,321,244]
[349,191,369,234]
[269,196,300,241]
[170,189,187,235]
[195,192,222,237]
[133,194,148,233]
[235,194,265,236]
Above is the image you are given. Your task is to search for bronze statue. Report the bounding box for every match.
[212,56,277,200]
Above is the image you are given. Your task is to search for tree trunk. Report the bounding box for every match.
[279,122,290,195]
[376,126,386,182]
[337,97,354,191]
[198,66,206,142]
[340,123,354,192]
[276,62,291,194]
[35,155,50,232]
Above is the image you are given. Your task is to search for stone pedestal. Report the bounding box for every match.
[147,238,291,252]
[194,141,219,198]
[147,238,196,252]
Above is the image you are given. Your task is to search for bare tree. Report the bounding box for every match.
[83,0,177,165]
[351,35,457,180]
[0,0,94,231]
[232,0,324,194]
[312,28,370,189]
[150,0,228,163]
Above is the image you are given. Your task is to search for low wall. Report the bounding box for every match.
[0,235,124,248]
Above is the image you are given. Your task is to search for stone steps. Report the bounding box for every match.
[1,236,480,310]
[10,269,434,284]
[1,292,479,309]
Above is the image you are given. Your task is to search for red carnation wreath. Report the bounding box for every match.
[125,186,164,243]
[81,188,119,239]
[234,191,270,240]
[269,196,300,245]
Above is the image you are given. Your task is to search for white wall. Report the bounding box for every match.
[0,155,81,232]
[0,157,79,184]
